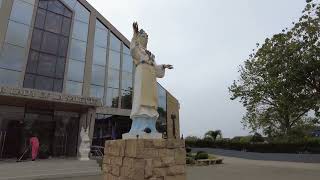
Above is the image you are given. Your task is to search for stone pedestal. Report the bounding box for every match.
[103,139,186,180]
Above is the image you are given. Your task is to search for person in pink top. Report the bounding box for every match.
[29,134,39,161]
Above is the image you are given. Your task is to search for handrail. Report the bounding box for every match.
[90,145,104,159]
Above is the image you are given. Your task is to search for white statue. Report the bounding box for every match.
[123,22,173,139]
[78,127,90,160]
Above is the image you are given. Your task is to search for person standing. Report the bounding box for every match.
[30,134,39,161]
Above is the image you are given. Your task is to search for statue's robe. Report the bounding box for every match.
[130,39,165,119]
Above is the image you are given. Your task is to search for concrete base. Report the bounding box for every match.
[103,139,186,180]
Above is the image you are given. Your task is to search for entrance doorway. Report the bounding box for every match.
[0,106,80,160]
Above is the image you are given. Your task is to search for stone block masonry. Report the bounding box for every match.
[103,139,186,180]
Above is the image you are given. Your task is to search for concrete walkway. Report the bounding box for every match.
[187,156,320,180]
[193,148,320,163]
[0,159,102,180]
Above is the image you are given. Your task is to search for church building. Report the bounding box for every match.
[0,0,180,160]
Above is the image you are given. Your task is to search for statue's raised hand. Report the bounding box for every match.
[163,64,173,69]
[133,22,139,35]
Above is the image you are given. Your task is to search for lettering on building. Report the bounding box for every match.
[0,87,102,106]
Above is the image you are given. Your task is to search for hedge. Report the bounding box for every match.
[186,139,320,154]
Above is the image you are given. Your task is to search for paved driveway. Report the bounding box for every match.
[187,156,320,180]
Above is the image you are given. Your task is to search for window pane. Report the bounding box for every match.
[107,69,120,88]
[38,0,48,9]
[94,28,108,48]
[158,84,167,110]
[97,20,108,30]
[45,11,63,34]
[0,43,25,71]
[23,74,35,89]
[41,32,59,54]
[61,0,76,10]
[61,17,71,36]
[24,0,70,93]
[158,84,167,98]
[109,50,120,70]
[121,72,133,91]
[93,46,107,66]
[55,57,65,78]
[90,85,104,98]
[31,29,43,50]
[123,46,130,55]
[0,69,21,87]
[26,50,39,73]
[122,55,133,72]
[10,0,34,25]
[35,75,54,91]
[72,21,89,42]
[74,2,89,23]
[59,36,69,57]
[22,0,35,5]
[121,90,132,109]
[67,59,84,82]
[53,79,63,92]
[5,21,30,47]
[69,39,87,61]
[37,53,57,77]
[34,8,46,29]
[47,0,65,15]
[91,65,105,86]
[110,33,121,51]
[64,9,72,18]
[106,88,119,108]
[66,80,82,95]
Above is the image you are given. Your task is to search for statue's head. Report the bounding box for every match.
[137,29,148,48]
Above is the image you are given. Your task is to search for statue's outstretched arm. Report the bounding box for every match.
[155,63,173,78]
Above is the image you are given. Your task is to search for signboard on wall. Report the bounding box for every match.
[0,86,102,107]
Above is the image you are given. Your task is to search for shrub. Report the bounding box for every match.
[186,146,192,153]
[251,133,265,143]
[195,151,209,160]
[186,157,195,164]
[185,137,320,154]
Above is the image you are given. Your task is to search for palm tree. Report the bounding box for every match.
[204,130,222,142]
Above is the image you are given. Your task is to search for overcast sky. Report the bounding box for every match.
[87,0,306,138]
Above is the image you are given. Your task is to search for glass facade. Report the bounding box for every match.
[121,46,133,109]
[24,0,72,92]
[89,19,134,109]
[157,84,167,135]
[0,0,35,87]
[105,33,121,108]
[65,1,90,95]
[90,20,108,99]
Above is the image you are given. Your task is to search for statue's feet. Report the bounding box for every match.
[122,116,162,139]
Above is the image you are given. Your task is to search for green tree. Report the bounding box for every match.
[185,136,200,141]
[204,130,222,142]
[251,132,265,143]
[229,0,320,137]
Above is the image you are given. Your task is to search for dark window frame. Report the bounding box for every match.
[24,0,73,92]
